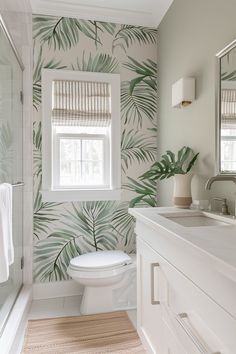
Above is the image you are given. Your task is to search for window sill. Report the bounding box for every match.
[41,188,121,202]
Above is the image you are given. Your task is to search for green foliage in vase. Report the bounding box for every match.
[141,146,199,182]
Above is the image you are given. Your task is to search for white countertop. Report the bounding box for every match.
[129,207,236,281]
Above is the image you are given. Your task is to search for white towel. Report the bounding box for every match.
[0,183,13,283]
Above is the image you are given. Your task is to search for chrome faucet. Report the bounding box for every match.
[205,175,236,190]
[205,175,236,217]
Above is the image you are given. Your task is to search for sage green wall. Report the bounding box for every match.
[157,0,236,212]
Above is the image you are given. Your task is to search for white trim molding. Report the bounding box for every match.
[30,0,174,27]
[33,280,84,299]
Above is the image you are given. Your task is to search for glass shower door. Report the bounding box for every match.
[0,17,23,334]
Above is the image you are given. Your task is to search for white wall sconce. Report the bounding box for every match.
[172,77,195,108]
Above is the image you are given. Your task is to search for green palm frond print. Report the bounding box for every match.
[33,121,42,178]
[33,46,66,110]
[61,202,117,251]
[32,14,157,282]
[34,231,83,281]
[221,70,236,81]
[33,16,116,50]
[121,81,157,128]
[123,176,157,207]
[72,52,118,73]
[34,180,62,240]
[0,122,13,182]
[121,129,156,172]
[112,25,157,52]
[112,202,135,248]
[123,57,157,92]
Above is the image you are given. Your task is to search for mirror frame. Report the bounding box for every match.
[216,39,236,176]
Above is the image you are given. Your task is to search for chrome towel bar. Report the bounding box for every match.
[12,182,24,187]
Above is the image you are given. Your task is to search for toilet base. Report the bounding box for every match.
[80,267,136,315]
[81,286,113,315]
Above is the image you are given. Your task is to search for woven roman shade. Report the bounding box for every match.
[52,80,111,126]
[221,89,236,128]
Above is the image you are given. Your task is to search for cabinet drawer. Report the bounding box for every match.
[158,250,236,354]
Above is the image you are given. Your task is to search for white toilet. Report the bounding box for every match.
[67,250,136,315]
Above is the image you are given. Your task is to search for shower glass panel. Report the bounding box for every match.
[0,18,23,334]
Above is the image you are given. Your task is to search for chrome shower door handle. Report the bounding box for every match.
[150,262,160,305]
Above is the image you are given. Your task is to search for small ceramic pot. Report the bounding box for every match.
[173,173,193,208]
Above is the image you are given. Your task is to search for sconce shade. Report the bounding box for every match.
[172,77,195,108]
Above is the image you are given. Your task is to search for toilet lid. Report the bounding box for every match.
[70,250,132,271]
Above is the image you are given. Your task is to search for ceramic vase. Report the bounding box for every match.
[173,173,193,208]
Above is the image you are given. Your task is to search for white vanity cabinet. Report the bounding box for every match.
[137,238,164,353]
[133,208,236,354]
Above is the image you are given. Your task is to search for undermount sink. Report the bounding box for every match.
[160,211,230,227]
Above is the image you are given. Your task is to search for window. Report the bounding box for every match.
[41,69,120,202]
[221,88,236,172]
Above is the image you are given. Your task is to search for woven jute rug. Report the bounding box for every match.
[22,311,146,354]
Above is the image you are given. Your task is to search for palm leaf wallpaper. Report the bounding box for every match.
[33,15,158,282]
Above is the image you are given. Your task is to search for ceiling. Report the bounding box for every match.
[30,0,174,27]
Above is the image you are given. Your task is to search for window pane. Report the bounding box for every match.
[60,139,81,186]
[81,161,103,185]
[221,139,236,171]
[82,139,103,161]
[59,137,104,187]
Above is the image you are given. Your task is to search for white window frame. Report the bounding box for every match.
[41,68,121,202]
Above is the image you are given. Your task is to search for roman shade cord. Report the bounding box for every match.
[52,80,111,127]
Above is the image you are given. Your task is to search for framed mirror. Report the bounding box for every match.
[216,39,236,175]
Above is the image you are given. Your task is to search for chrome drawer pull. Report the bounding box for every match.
[150,262,160,305]
[176,313,221,354]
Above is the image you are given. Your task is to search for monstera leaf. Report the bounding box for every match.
[141,146,199,181]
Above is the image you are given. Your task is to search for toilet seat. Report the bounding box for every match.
[69,250,132,272]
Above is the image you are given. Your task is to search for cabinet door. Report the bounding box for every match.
[137,238,163,354]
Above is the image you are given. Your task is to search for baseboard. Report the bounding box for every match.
[33,280,84,300]
[0,285,32,354]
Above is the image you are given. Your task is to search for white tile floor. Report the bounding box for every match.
[28,295,137,328]
[18,296,137,353]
